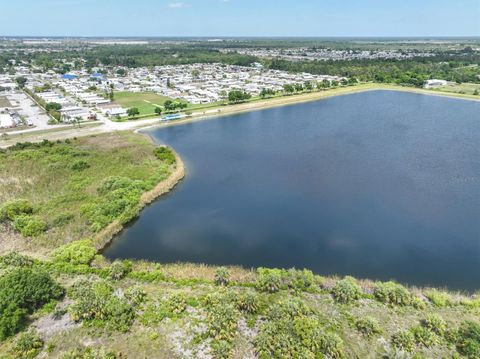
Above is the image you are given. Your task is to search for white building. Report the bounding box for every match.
[0,113,14,128]
[424,79,447,89]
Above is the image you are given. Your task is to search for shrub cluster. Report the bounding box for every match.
[60,347,119,359]
[235,291,262,315]
[12,330,44,359]
[108,260,132,280]
[163,293,188,316]
[71,160,90,171]
[455,321,480,358]
[202,293,240,359]
[255,298,344,358]
[68,280,135,332]
[81,176,147,231]
[214,266,230,286]
[208,307,238,358]
[0,252,34,267]
[373,281,412,306]
[0,268,64,340]
[153,146,176,165]
[424,289,453,307]
[390,314,448,352]
[255,268,316,293]
[331,276,363,304]
[0,199,46,237]
[52,239,97,265]
[355,317,383,337]
[391,330,415,352]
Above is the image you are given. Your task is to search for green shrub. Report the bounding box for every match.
[0,303,27,341]
[422,314,446,336]
[13,215,47,237]
[355,317,382,337]
[211,339,233,359]
[71,160,90,171]
[214,267,230,286]
[255,268,317,293]
[456,321,480,358]
[153,146,176,165]
[82,180,143,231]
[255,299,344,359]
[287,268,316,292]
[425,290,452,307]
[391,330,416,352]
[68,280,134,332]
[0,199,34,222]
[13,330,44,359]
[96,176,146,196]
[410,295,427,309]
[320,332,345,359]
[0,252,34,267]
[331,276,363,304]
[60,347,119,359]
[164,293,188,315]
[203,300,239,358]
[411,325,438,347]
[0,268,63,340]
[102,297,136,332]
[236,292,261,314]
[0,268,64,313]
[108,260,132,280]
[256,268,283,293]
[374,281,411,306]
[124,287,146,307]
[53,239,97,265]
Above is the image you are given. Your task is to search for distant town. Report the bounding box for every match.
[0,37,479,133]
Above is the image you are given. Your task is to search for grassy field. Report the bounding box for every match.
[0,131,178,255]
[434,82,480,96]
[0,96,12,108]
[113,92,179,115]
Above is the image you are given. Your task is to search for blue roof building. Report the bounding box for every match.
[62,73,77,80]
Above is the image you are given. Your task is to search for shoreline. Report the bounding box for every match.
[2,84,479,147]
[94,147,185,251]
[135,83,480,133]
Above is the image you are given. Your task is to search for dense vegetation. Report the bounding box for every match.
[265,54,480,87]
[0,247,478,358]
[0,132,177,252]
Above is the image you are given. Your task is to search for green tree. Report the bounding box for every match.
[127,107,140,118]
[260,88,276,98]
[15,77,27,88]
[283,84,295,93]
[154,107,163,115]
[45,102,62,111]
[228,90,252,103]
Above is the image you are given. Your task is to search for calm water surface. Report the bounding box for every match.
[104,91,480,290]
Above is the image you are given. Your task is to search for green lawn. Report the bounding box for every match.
[113,92,178,115]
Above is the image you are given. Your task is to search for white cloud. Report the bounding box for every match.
[168,2,191,8]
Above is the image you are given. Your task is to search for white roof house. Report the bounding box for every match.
[0,114,14,128]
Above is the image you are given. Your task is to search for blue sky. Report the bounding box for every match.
[0,0,479,37]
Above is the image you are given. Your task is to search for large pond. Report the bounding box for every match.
[104,90,480,290]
